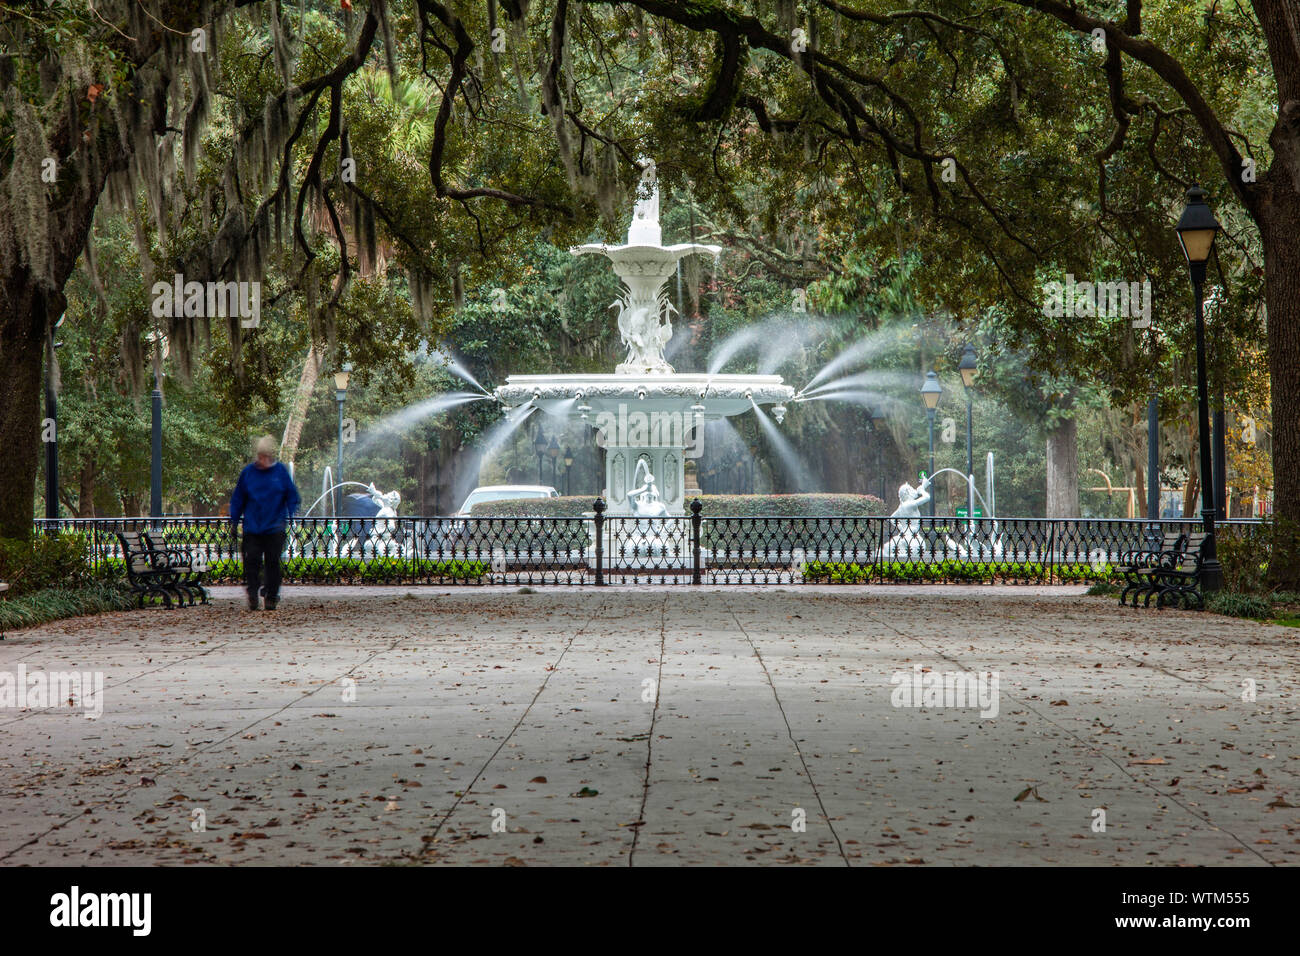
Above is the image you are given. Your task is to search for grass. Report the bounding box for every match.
[0,582,136,633]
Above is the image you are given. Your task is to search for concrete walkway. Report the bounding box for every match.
[0,585,1295,866]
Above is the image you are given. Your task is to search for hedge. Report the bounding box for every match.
[198,557,490,584]
[0,533,95,596]
[801,560,1121,584]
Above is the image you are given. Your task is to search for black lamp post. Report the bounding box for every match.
[534,429,547,484]
[871,408,887,501]
[959,345,979,535]
[1174,186,1223,592]
[334,362,351,516]
[958,346,977,481]
[547,435,560,485]
[563,447,574,495]
[45,315,64,526]
[148,324,166,524]
[920,370,942,517]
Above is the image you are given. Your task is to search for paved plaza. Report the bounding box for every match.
[1,585,1296,866]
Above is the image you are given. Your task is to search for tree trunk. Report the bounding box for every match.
[77,457,96,518]
[280,345,323,467]
[1258,162,1300,586]
[1045,417,1079,518]
[1183,469,1199,519]
[1134,463,1147,519]
[0,282,59,540]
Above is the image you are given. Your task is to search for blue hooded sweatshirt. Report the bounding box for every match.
[230,461,301,535]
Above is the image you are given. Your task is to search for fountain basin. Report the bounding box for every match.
[496,373,793,419]
[494,373,794,516]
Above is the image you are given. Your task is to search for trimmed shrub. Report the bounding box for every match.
[0,534,94,596]
[201,557,489,584]
[800,560,1118,585]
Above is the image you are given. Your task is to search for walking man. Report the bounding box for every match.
[230,435,301,610]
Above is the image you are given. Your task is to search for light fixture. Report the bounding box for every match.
[534,431,548,456]
[547,436,560,459]
[334,362,352,397]
[920,370,942,410]
[958,345,978,389]
[1175,186,1220,270]
[563,447,574,468]
[772,403,787,424]
[637,388,647,401]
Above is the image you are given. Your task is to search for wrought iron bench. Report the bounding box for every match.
[1118,531,1186,607]
[115,531,209,608]
[1154,532,1208,610]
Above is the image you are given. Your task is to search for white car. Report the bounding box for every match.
[456,484,559,516]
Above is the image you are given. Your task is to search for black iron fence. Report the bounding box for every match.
[33,505,1264,587]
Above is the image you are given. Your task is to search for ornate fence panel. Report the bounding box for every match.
[33,511,1245,587]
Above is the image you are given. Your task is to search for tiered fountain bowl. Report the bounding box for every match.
[494,175,794,516]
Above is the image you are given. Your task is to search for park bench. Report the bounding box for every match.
[1117,531,1206,610]
[1118,531,1185,607]
[1153,532,1209,611]
[115,531,209,608]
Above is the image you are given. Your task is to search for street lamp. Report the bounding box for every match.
[563,447,574,495]
[148,323,168,524]
[920,370,942,517]
[534,429,547,484]
[958,344,978,534]
[870,407,887,502]
[547,435,560,485]
[334,362,352,516]
[1174,186,1224,592]
[45,315,65,526]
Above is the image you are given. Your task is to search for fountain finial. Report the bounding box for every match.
[628,158,661,246]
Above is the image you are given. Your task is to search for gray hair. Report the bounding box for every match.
[254,435,278,459]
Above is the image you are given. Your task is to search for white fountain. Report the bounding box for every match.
[494,168,795,518]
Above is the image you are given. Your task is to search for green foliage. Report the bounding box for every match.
[800,560,1117,585]
[1206,591,1272,620]
[0,534,93,596]
[1217,518,1300,593]
[0,582,135,632]
[199,557,487,584]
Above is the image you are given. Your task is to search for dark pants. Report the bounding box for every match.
[242,531,286,600]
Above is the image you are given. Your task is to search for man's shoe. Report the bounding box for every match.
[247,593,260,610]
[264,597,278,611]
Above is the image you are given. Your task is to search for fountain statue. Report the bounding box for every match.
[495,162,795,519]
[881,478,932,561]
[880,475,973,561]
[629,458,671,518]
